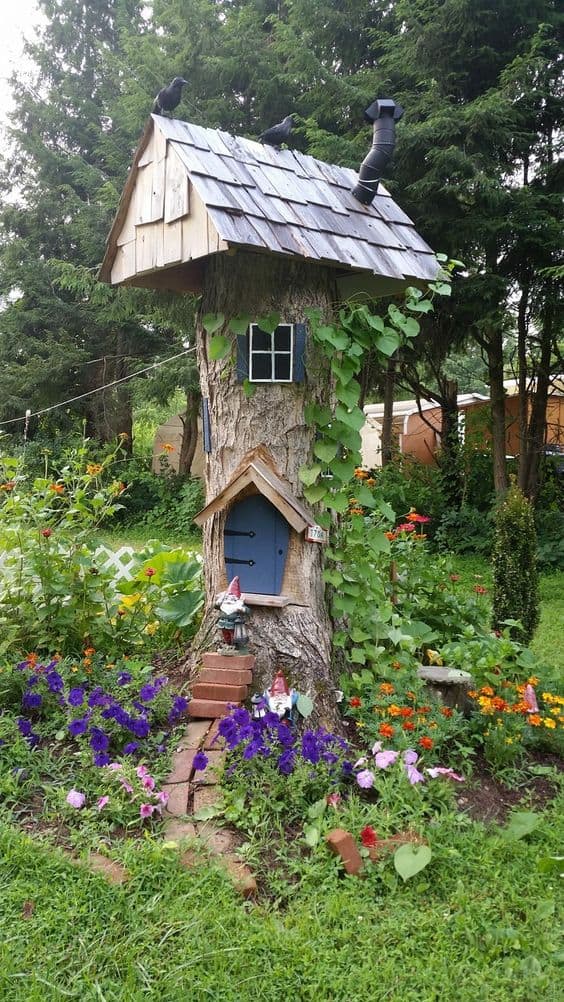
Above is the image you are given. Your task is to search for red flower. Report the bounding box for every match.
[406,513,431,524]
[349,696,362,708]
[145,567,156,578]
[402,722,415,731]
[397,522,416,533]
[474,585,488,595]
[360,825,378,848]
[419,736,434,750]
[440,707,453,718]
[41,528,52,538]
[399,707,414,719]
[379,723,394,739]
[449,574,460,582]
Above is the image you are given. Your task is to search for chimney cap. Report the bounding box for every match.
[364,98,404,124]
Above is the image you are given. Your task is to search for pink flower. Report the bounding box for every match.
[353,756,368,770]
[96,796,110,811]
[108,763,122,771]
[523,684,539,714]
[426,767,465,782]
[154,790,169,805]
[142,775,155,792]
[66,789,86,809]
[119,777,134,794]
[136,765,149,778]
[371,741,383,755]
[403,749,419,766]
[356,769,375,789]
[144,567,156,577]
[405,764,425,785]
[374,749,399,769]
[139,803,155,818]
[326,792,341,808]
[397,522,416,532]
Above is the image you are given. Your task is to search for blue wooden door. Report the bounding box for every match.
[224,495,289,595]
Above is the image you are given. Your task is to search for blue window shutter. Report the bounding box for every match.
[236,332,249,382]
[292,323,306,382]
[201,397,212,453]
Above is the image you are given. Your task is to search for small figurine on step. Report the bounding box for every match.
[215,576,250,654]
[265,670,298,722]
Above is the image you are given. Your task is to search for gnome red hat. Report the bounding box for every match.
[226,576,241,599]
[270,670,290,696]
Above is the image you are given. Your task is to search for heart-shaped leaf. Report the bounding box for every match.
[228,314,251,335]
[502,811,541,841]
[299,464,322,486]
[375,330,401,357]
[202,312,224,334]
[304,483,329,504]
[394,843,432,882]
[303,824,320,848]
[209,334,231,360]
[314,440,339,464]
[297,693,314,718]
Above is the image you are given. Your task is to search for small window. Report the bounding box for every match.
[249,324,294,383]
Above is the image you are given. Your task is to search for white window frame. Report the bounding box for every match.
[249,323,294,383]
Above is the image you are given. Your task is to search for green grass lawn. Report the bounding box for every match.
[1,797,563,1002]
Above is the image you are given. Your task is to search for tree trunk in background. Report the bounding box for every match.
[438,379,463,509]
[520,300,554,502]
[487,328,508,494]
[178,391,199,475]
[517,282,530,493]
[189,252,339,724]
[380,356,397,466]
[84,333,133,452]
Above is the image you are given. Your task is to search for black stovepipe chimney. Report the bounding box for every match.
[352,98,404,206]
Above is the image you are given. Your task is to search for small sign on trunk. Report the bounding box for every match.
[305,524,328,544]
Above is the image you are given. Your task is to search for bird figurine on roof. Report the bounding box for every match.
[258,115,294,149]
[152,77,189,117]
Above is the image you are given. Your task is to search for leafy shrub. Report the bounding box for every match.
[492,481,539,642]
[364,456,446,533]
[141,477,205,537]
[0,446,203,657]
[535,510,564,571]
[434,504,493,555]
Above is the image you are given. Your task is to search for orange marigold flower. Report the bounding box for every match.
[384,531,397,541]
[388,704,402,717]
[406,691,416,701]
[366,478,376,487]
[492,697,509,712]
[161,443,175,453]
[480,685,494,696]
[354,468,369,479]
[440,706,453,718]
[391,660,401,669]
[83,647,95,656]
[25,653,39,666]
[379,723,395,739]
[419,706,432,714]
[468,690,478,699]
[83,657,92,667]
[528,714,541,726]
[527,676,540,687]
[419,736,434,750]
[379,682,395,695]
[349,507,364,516]
[49,483,64,494]
[86,463,103,476]
[402,722,415,731]
[399,706,414,718]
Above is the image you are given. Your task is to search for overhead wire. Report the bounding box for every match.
[0,346,196,429]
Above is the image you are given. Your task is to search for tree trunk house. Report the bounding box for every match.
[100,112,438,717]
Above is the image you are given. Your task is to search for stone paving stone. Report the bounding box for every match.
[202,652,255,671]
[165,748,196,784]
[326,828,363,876]
[87,852,129,885]
[222,855,258,899]
[203,720,226,751]
[196,824,238,855]
[179,718,213,749]
[193,749,225,785]
[163,782,190,817]
[192,785,223,814]
[163,819,198,843]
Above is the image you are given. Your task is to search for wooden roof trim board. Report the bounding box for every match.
[194,457,316,533]
[100,115,439,286]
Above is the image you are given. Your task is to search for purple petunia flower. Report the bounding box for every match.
[301,731,321,765]
[128,717,150,739]
[139,803,155,818]
[403,749,419,766]
[90,727,110,753]
[17,718,32,736]
[263,712,280,728]
[68,688,85,707]
[26,676,38,687]
[193,750,208,771]
[68,717,88,737]
[97,795,110,811]
[117,671,132,686]
[22,692,42,711]
[277,724,294,747]
[218,717,239,747]
[356,769,375,789]
[243,740,263,761]
[342,760,354,776]
[374,749,399,769]
[123,741,139,755]
[93,752,111,767]
[277,749,295,775]
[46,671,64,693]
[88,687,110,708]
[232,707,251,727]
[139,683,158,702]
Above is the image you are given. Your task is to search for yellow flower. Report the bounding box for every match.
[356,721,365,729]
[527,676,540,686]
[144,621,160,636]
[542,717,556,729]
[86,463,103,476]
[161,443,175,453]
[426,649,443,666]
[120,592,142,609]
[505,737,514,745]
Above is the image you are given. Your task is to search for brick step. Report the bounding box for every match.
[199,666,253,686]
[202,652,255,671]
[192,682,248,702]
[188,698,237,719]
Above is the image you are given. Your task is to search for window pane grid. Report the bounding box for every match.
[249,324,294,382]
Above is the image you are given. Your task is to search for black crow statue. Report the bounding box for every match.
[153,77,188,117]
[259,115,294,149]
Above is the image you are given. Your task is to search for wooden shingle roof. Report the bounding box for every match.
[100,115,439,292]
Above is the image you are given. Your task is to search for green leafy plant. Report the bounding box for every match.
[492,480,540,643]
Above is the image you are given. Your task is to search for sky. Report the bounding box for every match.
[0,2,45,122]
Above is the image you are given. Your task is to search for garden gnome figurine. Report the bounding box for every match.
[215,576,250,653]
[266,670,297,720]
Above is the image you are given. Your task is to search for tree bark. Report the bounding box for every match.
[487,327,508,495]
[438,378,463,509]
[189,252,340,724]
[178,391,199,475]
[380,356,397,466]
[521,300,554,502]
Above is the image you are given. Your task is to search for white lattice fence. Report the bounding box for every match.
[93,545,140,580]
